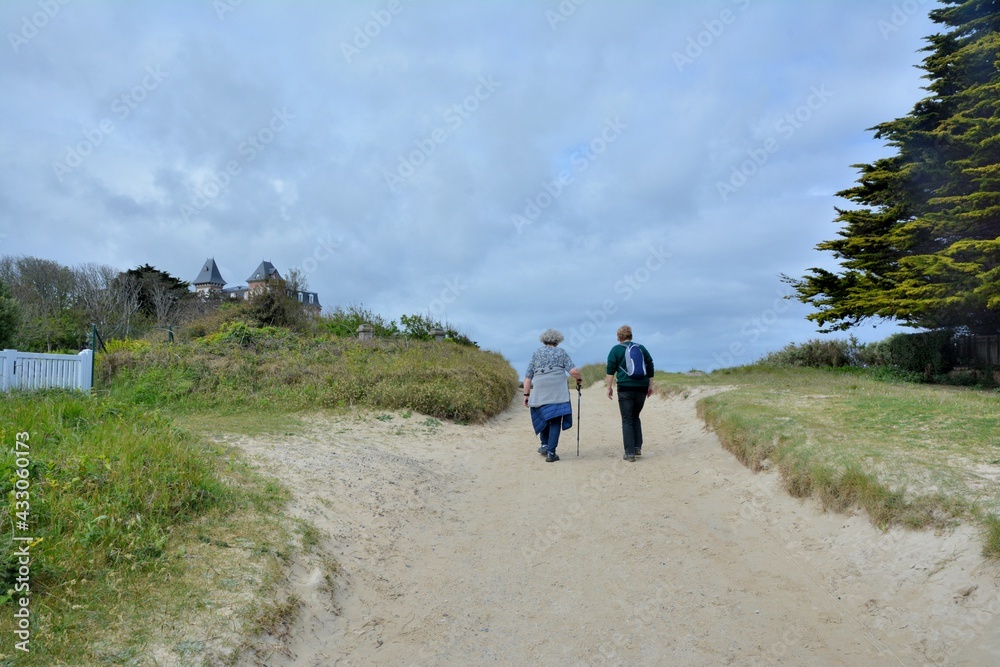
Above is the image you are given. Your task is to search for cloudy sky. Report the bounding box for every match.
[1,0,940,374]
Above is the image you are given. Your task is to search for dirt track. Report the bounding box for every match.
[231,385,1000,666]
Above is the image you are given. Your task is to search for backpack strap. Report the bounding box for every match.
[618,341,633,373]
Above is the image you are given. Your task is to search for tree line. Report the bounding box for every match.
[0,254,477,352]
[0,256,201,352]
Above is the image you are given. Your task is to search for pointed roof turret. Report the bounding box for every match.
[194,258,226,287]
[247,260,281,283]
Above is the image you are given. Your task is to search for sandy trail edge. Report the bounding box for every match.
[227,386,1000,666]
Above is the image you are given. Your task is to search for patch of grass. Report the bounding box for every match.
[179,409,308,438]
[983,514,1000,558]
[665,366,1000,551]
[578,363,608,387]
[0,390,296,664]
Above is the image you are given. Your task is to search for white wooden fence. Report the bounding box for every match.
[1,349,93,393]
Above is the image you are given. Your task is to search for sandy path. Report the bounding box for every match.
[231,385,1000,666]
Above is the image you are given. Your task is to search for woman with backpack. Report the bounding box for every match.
[605,324,654,462]
[523,329,583,463]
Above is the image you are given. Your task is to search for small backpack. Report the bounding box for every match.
[621,342,646,380]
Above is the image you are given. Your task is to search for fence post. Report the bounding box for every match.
[78,349,93,392]
[357,324,374,341]
[1,349,13,392]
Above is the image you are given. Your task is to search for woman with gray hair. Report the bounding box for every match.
[523,329,583,462]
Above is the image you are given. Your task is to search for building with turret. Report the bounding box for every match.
[193,258,226,296]
[192,258,321,312]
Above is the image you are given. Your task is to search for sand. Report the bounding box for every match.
[229,385,1000,666]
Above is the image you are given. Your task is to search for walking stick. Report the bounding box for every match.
[576,379,582,456]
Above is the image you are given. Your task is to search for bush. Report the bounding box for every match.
[319,304,400,338]
[880,329,956,375]
[756,337,865,368]
[240,289,308,330]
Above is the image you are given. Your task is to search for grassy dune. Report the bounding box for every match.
[633,365,1000,557]
[100,325,519,424]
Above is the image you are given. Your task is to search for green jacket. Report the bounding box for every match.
[606,342,654,388]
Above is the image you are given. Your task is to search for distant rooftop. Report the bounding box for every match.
[194,258,226,286]
[247,260,281,283]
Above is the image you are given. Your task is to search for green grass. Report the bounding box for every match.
[0,390,295,665]
[652,365,1000,555]
[99,327,519,425]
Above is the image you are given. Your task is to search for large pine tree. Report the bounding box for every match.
[785,0,1000,334]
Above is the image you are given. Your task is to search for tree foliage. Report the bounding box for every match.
[0,255,197,350]
[0,278,21,349]
[785,0,1000,334]
[124,263,192,326]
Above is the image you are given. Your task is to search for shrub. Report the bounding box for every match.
[319,304,399,338]
[240,289,308,331]
[756,337,864,368]
[880,329,956,374]
[103,337,151,355]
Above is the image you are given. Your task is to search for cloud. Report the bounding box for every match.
[0,0,933,374]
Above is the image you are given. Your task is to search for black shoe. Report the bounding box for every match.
[635,449,642,457]
[546,452,560,462]
[538,446,548,455]
[623,453,636,462]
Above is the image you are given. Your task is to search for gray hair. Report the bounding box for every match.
[539,328,564,345]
